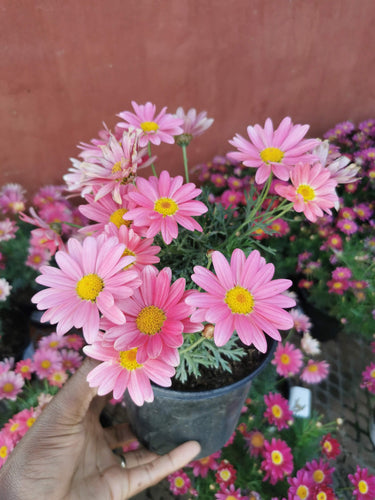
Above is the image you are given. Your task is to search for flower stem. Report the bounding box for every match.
[148,143,157,177]
[181,144,190,183]
[179,336,206,355]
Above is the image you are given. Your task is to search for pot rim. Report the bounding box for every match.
[150,337,277,400]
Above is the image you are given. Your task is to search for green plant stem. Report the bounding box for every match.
[179,336,206,355]
[181,144,189,183]
[248,174,273,220]
[148,143,157,177]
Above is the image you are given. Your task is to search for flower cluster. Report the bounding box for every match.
[0,331,83,468]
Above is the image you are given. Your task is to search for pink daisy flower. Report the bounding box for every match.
[106,266,197,365]
[327,278,350,295]
[332,266,352,280]
[215,460,237,487]
[244,429,265,457]
[0,430,14,468]
[348,466,375,499]
[3,416,23,445]
[301,360,329,384]
[124,170,208,245]
[84,340,175,405]
[0,218,17,242]
[38,332,67,350]
[33,347,62,379]
[47,370,68,388]
[339,206,356,220]
[12,407,38,437]
[261,437,294,485]
[354,202,373,221]
[105,224,160,273]
[0,371,24,400]
[59,349,83,373]
[275,162,338,223]
[215,484,244,500]
[20,207,63,255]
[287,469,314,499]
[64,333,84,351]
[186,249,295,351]
[337,218,358,235]
[26,246,52,271]
[290,309,312,334]
[0,183,26,214]
[320,433,341,459]
[228,116,320,184]
[264,392,293,430]
[32,234,141,343]
[310,484,336,499]
[32,184,65,208]
[189,451,221,478]
[117,101,184,147]
[272,341,303,377]
[167,470,192,496]
[360,363,375,394]
[14,359,33,380]
[0,357,14,374]
[211,173,227,188]
[304,458,335,486]
[174,107,214,138]
[0,278,12,302]
[326,233,343,250]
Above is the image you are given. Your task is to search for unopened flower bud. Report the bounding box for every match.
[316,421,322,428]
[202,323,215,339]
[206,249,215,259]
[175,133,193,147]
[336,417,344,426]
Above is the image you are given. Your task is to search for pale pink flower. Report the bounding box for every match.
[300,332,321,356]
[12,407,38,437]
[84,340,175,405]
[275,162,338,222]
[228,117,320,184]
[313,139,361,184]
[124,170,208,245]
[32,185,65,208]
[0,218,17,242]
[174,107,214,137]
[105,266,197,365]
[77,124,121,160]
[261,437,294,485]
[105,224,160,273]
[0,358,14,374]
[186,249,295,352]
[272,341,303,376]
[0,371,24,400]
[47,370,68,387]
[0,430,14,467]
[26,245,51,270]
[117,101,184,147]
[0,278,12,302]
[301,359,329,384]
[20,207,64,255]
[289,309,312,333]
[38,332,67,350]
[0,183,26,214]
[33,347,62,379]
[32,234,141,342]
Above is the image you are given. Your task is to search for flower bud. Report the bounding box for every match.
[202,323,215,339]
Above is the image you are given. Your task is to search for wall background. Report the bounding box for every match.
[1,0,375,195]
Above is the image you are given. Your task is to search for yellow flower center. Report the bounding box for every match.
[154,197,179,216]
[200,457,210,465]
[260,146,284,164]
[141,121,159,133]
[226,497,237,500]
[280,353,290,364]
[76,273,104,301]
[219,469,231,481]
[119,349,143,370]
[308,363,318,372]
[0,446,8,459]
[41,360,51,369]
[10,423,19,432]
[271,450,283,465]
[27,417,36,427]
[271,404,282,418]
[317,493,327,500]
[3,383,14,393]
[109,208,131,228]
[358,480,369,494]
[370,368,375,378]
[49,341,59,348]
[297,184,315,202]
[112,161,122,174]
[251,432,264,448]
[296,485,309,499]
[323,440,332,453]
[313,469,325,483]
[174,477,185,488]
[122,248,136,269]
[136,306,166,335]
[225,286,254,314]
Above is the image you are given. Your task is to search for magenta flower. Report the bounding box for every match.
[32,347,62,379]
[332,266,352,280]
[228,117,320,184]
[304,458,335,486]
[117,101,184,147]
[287,469,314,499]
[168,470,192,496]
[189,451,221,478]
[337,218,358,235]
[124,170,208,244]
[32,234,141,343]
[84,341,175,405]
[0,430,14,467]
[244,430,265,457]
[264,392,293,430]
[105,266,197,365]
[215,460,237,487]
[261,437,294,485]
[275,162,338,223]
[301,359,329,384]
[186,249,295,352]
[0,371,24,401]
[215,484,244,500]
[348,465,375,499]
[14,359,33,380]
[272,341,303,377]
[360,363,375,394]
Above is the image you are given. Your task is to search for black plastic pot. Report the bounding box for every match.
[124,339,276,459]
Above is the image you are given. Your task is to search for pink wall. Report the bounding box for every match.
[1,0,375,195]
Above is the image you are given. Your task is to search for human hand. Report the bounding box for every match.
[0,357,200,499]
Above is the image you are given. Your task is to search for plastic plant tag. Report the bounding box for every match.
[289,386,311,418]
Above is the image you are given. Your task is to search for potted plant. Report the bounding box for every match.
[28,103,353,458]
